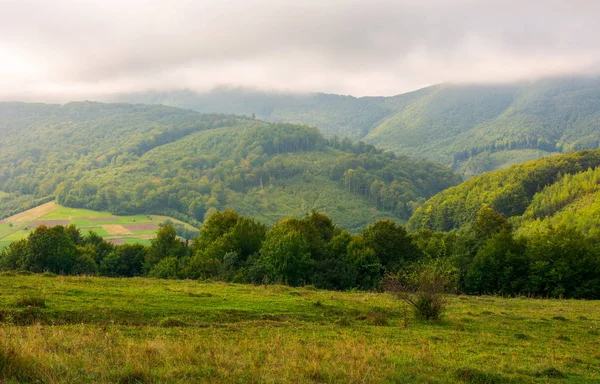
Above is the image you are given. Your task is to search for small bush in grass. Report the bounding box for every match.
[14,294,46,308]
[115,368,152,384]
[514,333,529,340]
[334,317,351,326]
[455,367,510,383]
[383,258,457,321]
[367,311,388,326]
[0,343,40,382]
[556,335,571,342]
[535,367,566,378]
[159,318,187,327]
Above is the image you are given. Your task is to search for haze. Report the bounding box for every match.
[1,0,599,101]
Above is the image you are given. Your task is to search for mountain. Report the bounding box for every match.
[116,76,600,176]
[0,102,459,231]
[407,148,600,234]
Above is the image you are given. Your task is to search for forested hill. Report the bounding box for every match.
[116,76,600,176]
[407,148,600,234]
[0,102,459,231]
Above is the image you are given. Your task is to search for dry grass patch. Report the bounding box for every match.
[103,225,133,235]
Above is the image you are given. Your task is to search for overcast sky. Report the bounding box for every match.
[1,0,599,100]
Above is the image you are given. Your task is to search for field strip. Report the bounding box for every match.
[0,201,58,239]
[103,224,133,235]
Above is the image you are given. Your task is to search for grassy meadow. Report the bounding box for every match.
[0,203,196,250]
[0,275,598,383]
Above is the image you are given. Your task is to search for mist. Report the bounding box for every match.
[1,0,599,100]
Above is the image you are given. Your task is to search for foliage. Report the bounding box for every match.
[408,149,600,233]
[1,206,600,298]
[120,76,600,175]
[0,101,458,231]
[383,258,458,320]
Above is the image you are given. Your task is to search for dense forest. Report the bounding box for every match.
[118,76,600,176]
[2,208,599,299]
[0,102,458,231]
[408,149,600,234]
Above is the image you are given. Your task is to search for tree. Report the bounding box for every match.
[144,224,187,272]
[362,220,420,272]
[473,204,511,240]
[72,254,98,276]
[464,230,527,295]
[258,225,314,286]
[25,225,79,274]
[83,231,115,265]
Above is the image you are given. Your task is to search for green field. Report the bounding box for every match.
[0,275,598,383]
[0,203,197,250]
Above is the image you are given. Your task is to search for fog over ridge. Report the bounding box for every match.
[1,0,599,101]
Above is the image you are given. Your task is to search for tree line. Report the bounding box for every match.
[2,207,599,299]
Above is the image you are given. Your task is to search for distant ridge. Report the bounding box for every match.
[116,76,600,177]
[0,101,459,231]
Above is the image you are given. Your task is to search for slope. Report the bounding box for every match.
[0,202,197,249]
[407,149,600,233]
[0,102,459,231]
[117,76,600,176]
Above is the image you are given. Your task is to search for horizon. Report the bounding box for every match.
[3,72,600,105]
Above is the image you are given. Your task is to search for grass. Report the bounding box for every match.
[0,275,599,383]
[0,203,198,249]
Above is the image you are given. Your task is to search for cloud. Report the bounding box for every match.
[1,0,599,100]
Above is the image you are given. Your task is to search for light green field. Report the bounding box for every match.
[0,275,598,383]
[0,203,197,249]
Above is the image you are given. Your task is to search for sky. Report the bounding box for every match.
[1,0,599,100]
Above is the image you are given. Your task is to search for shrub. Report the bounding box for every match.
[367,311,389,326]
[159,318,187,327]
[14,294,46,308]
[0,343,40,382]
[383,257,458,321]
[148,257,180,279]
[71,254,98,276]
[535,367,566,378]
[455,367,511,383]
[514,333,529,340]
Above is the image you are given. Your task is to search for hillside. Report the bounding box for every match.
[118,76,600,176]
[0,202,198,250]
[0,102,459,231]
[407,149,600,233]
[1,275,598,383]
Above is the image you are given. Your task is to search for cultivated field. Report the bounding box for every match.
[0,203,197,249]
[0,275,598,383]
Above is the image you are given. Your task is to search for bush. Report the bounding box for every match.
[383,258,457,321]
[148,257,180,279]
[0,343,41,382]
[14,294,46,308]
[71,254,98,276]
